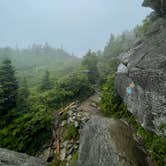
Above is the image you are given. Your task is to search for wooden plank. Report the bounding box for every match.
[55,127,60,160]
[58,102,76,115]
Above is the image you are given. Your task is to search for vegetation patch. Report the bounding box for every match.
[0,57,93,155]
[63,123,79,141]
[100,75,127,117]
[69,151,78,166]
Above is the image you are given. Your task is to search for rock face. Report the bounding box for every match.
[142,0,166,15]
[0,148,46,166]
[115,17,166,136]
[77,116,149,166]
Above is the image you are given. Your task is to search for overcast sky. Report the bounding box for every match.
[0,0,151,56]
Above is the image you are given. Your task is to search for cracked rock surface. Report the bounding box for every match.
[77,116,149,166]
[0,148,46,166]
[115,17,166,136]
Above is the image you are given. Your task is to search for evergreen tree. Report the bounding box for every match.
[17,78,29,112]
[82,50,99,84]
[39,70,52,91]
[0,59,18,114]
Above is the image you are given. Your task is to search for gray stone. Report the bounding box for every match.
[117,63,128,73]
[61,120,67,127]
[90,102,97,108]
[62,141,69,148]
[77,116,149,166]
[74,121,79,128]
[60,148,66,161]
[72,116,76,120]
[115,17,166,136]
[68,110,73,116]
[38,147,54,162]
[68,117,74,123]
[0,148,46,166]
[67,147,74,156]
[67,155,72,161]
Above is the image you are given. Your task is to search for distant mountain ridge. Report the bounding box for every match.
[0,44,80,85]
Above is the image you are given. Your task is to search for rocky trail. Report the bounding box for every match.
[78,93,101,116]
[37,92,152,166]
[37,93,102,165]
[0,93,154,166]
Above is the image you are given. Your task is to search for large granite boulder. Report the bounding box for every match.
[115,17,166,136]
[77,116,149,166]
[0,148,46,166]
[142,0,166,15]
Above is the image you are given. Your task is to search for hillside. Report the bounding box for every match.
[0,1,166,166]
[0,44,80,86]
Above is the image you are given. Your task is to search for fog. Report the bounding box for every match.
[0,0,151,56]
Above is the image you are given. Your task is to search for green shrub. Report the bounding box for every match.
[60,112,68,121]
[100,75,127,117]
[49,160,66,166]
[39,71,94,110]
[69,151,78,166]
[63,123,79,141]
[0,110,53,155]
[137,127,166,166]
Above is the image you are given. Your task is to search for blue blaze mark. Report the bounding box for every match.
[127,87,132,95]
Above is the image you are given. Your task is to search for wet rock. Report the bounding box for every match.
[0,148,46,166]
[77,116,149,166]
[115,17,166,136]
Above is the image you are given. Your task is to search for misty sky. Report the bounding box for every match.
[0,0,151,56]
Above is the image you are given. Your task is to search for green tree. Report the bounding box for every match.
[0,59,18,114]
[17,78,29,113]
[100,75,126,117]
[82,50,99,84]
[39,70,52,91]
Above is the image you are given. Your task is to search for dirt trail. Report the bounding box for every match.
[38,93,102,163]
[78,93,101,116]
